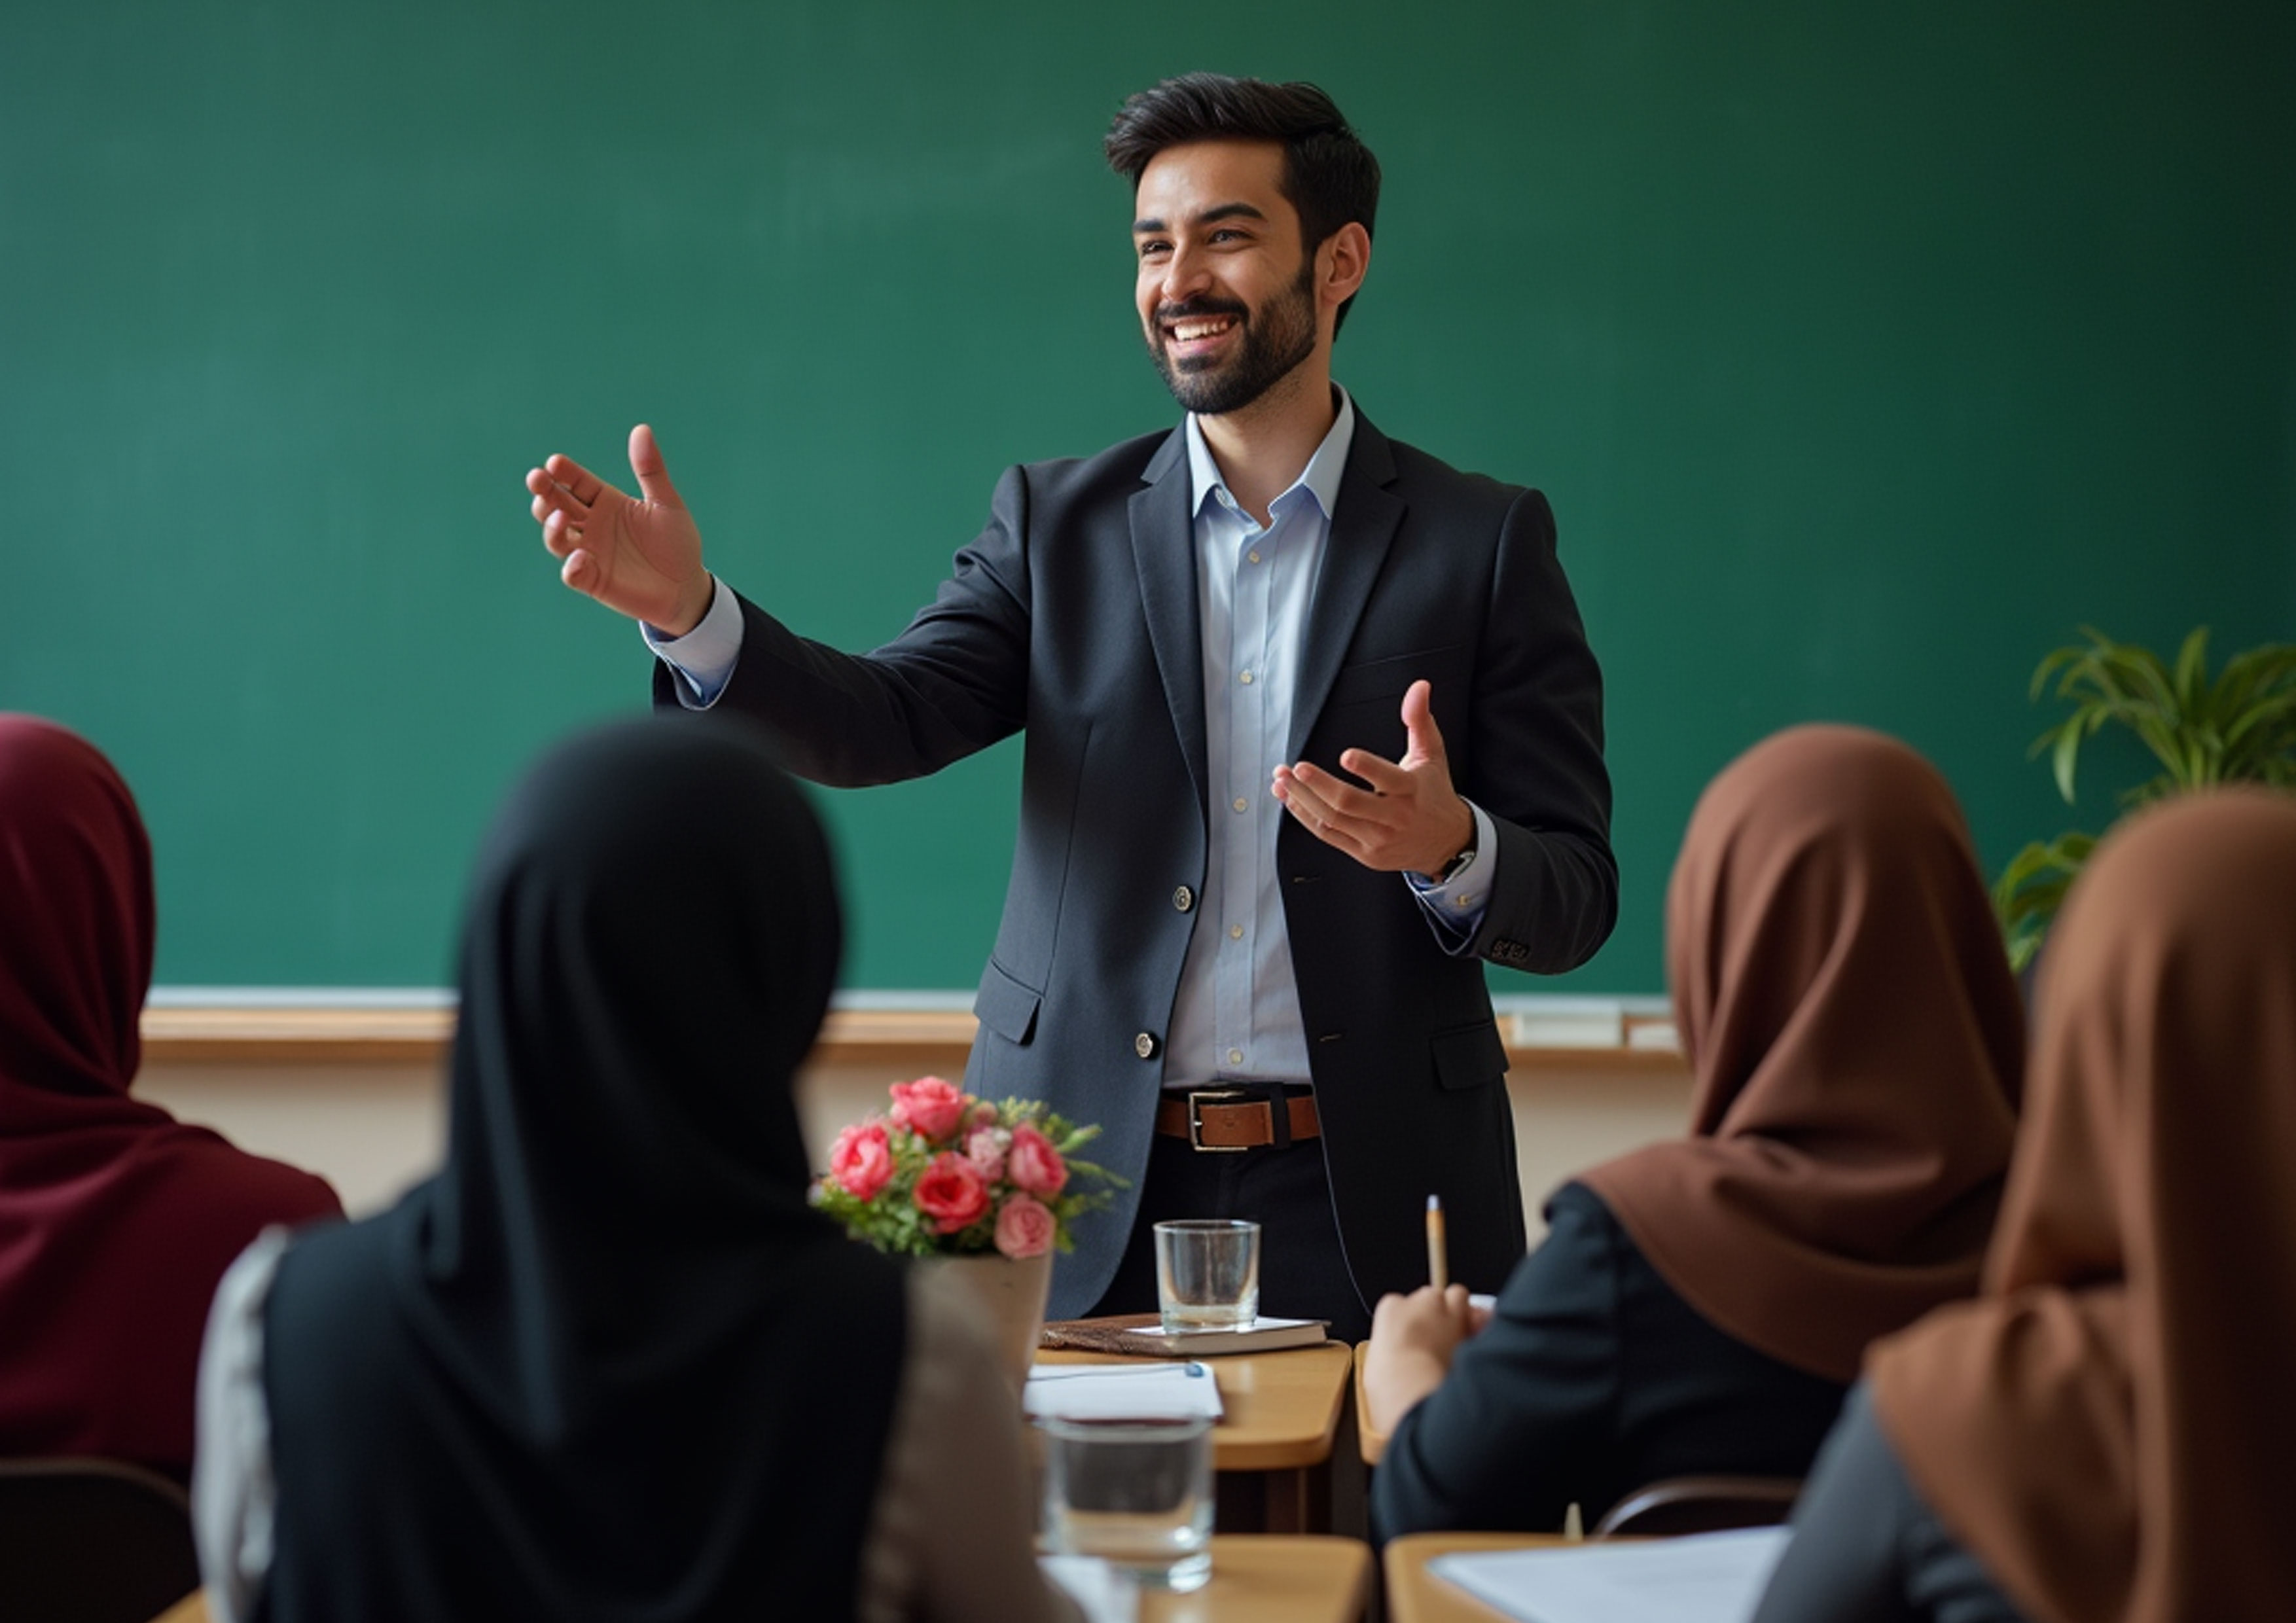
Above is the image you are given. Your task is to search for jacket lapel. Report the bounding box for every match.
[1129,428,1210,820]
[1286,415,1404,762]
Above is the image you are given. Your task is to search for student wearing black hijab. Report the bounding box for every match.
[192,719,1079,1622]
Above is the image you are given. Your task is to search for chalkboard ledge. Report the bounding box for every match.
[139,991,1683,1071]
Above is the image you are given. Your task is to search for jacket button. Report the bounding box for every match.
[1173,885,1194,912]
[1134,1031,1158,1059]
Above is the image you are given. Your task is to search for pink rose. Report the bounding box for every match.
[889,1076,969,1142]
[829,1120,893,1202]
[1006,1122,1068,1197]
[965,1099,1002,1132]
[914,1152,992,1234]
[994,1192,1056,1259]
[965,1126,1011,1180]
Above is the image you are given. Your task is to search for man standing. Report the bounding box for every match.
[526,75,1614,1336]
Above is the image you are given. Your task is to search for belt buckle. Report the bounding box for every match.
[1185,1087,1252,1152]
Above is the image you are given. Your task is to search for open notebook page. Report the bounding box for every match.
[1429,1526,1790,1623]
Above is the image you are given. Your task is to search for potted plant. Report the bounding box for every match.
[814,1078,1124,1385]
[1994,626,2296,970]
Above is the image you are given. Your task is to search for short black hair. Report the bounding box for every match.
[1105,73,1380,335]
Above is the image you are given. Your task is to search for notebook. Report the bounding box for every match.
[1023,1360,1226,1421]
[1428,1526,1791,1623]
[1038,1313,1328,1356]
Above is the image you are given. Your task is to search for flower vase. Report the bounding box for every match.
[935,1249,1052,1392]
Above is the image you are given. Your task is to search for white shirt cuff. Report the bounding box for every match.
[641,576,742,709]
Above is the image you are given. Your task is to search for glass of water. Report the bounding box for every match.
[1038,1415,1214,1592]
[1154,1219,1261,1332]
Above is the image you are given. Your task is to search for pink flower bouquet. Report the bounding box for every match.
[813,1079,1124,1259]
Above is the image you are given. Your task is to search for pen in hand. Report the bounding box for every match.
[1426,1193,1448,1292]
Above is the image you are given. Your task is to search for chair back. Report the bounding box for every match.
[1591,1474,1801,1539]
[0,1457,201,1623]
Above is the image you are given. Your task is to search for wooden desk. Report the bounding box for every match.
[1145,1535,1370,1622]
[1383,1533,1577,1623]
[142,1542,1372,1623]
[1352,1342,1390,1465]
[1038,1344,1353,1532]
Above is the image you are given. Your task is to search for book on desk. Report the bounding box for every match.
[1040,1314,1329,1357]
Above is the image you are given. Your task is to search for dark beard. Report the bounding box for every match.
[1147,260,1318,416]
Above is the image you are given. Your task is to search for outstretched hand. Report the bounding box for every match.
[526,425,713,635]
[1272,680,1475,878]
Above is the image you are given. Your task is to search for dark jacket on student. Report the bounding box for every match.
[1375,727,2026,1539]
[1374,1181,1848,1537]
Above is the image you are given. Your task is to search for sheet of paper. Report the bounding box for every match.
[1429,1526,1791,1623]
[1024,1361,1225,1421]
[1039,1554,1141,1623]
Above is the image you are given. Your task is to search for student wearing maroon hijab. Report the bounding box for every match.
[0,715,341,1484]
[1753,790,2296,1623]
[1365,726,2024,1538]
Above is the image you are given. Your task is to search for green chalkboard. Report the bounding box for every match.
[5,1,2291,992]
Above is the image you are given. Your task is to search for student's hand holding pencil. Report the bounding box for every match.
[1361,1283,1485,1436]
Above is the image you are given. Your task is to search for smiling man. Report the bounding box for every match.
[524,75,1615,1336]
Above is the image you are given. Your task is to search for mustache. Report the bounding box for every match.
[1155,296,1249,327]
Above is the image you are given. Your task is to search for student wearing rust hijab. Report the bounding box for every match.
[1367,726,2023,1537]
[0,715,341,1483]
[1753,790,2296,1623]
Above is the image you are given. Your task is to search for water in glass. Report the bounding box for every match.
[1153,1219,1260,1333]
[1037,1416,1213,1592]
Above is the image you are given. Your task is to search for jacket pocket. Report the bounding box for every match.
[1430,1018,1509,1090]
[973,957,1042,1046]
[1323,643,1470,710]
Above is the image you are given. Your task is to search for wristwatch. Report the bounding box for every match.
[1427,829,1478,885]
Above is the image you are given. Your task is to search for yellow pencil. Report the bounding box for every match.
[1426,1194,1448,1291]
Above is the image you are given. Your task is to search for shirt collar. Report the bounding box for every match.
[1184,385,1356,523]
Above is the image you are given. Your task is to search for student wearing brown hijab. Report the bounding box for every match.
[1367,725,2024,1538]
[1753,789,2296,1623]
[0,715,341,1483]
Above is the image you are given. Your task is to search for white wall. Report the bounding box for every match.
[139,1057,1695,1244]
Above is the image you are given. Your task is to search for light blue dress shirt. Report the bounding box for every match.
[647,389,1497,1090]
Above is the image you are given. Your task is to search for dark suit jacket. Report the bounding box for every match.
[658,410,1617,1315]
[1372,1183,1848,1539]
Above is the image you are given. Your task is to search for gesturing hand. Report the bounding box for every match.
[1272,680,1475,878]
[526,424,713,636]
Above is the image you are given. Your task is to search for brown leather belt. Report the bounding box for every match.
[1154,1088,1320,1152]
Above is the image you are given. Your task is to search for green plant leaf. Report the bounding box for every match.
[1992,830,2096,962]
[2224,692,2296,755]
[2119,642,2179,713]
[2051,717,2085,804]
[2030,643,2085,702]
[2172,626,2210,711]
[2015,628,2295,965]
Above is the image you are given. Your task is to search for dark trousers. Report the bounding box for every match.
[1088,1105,1372,1343]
